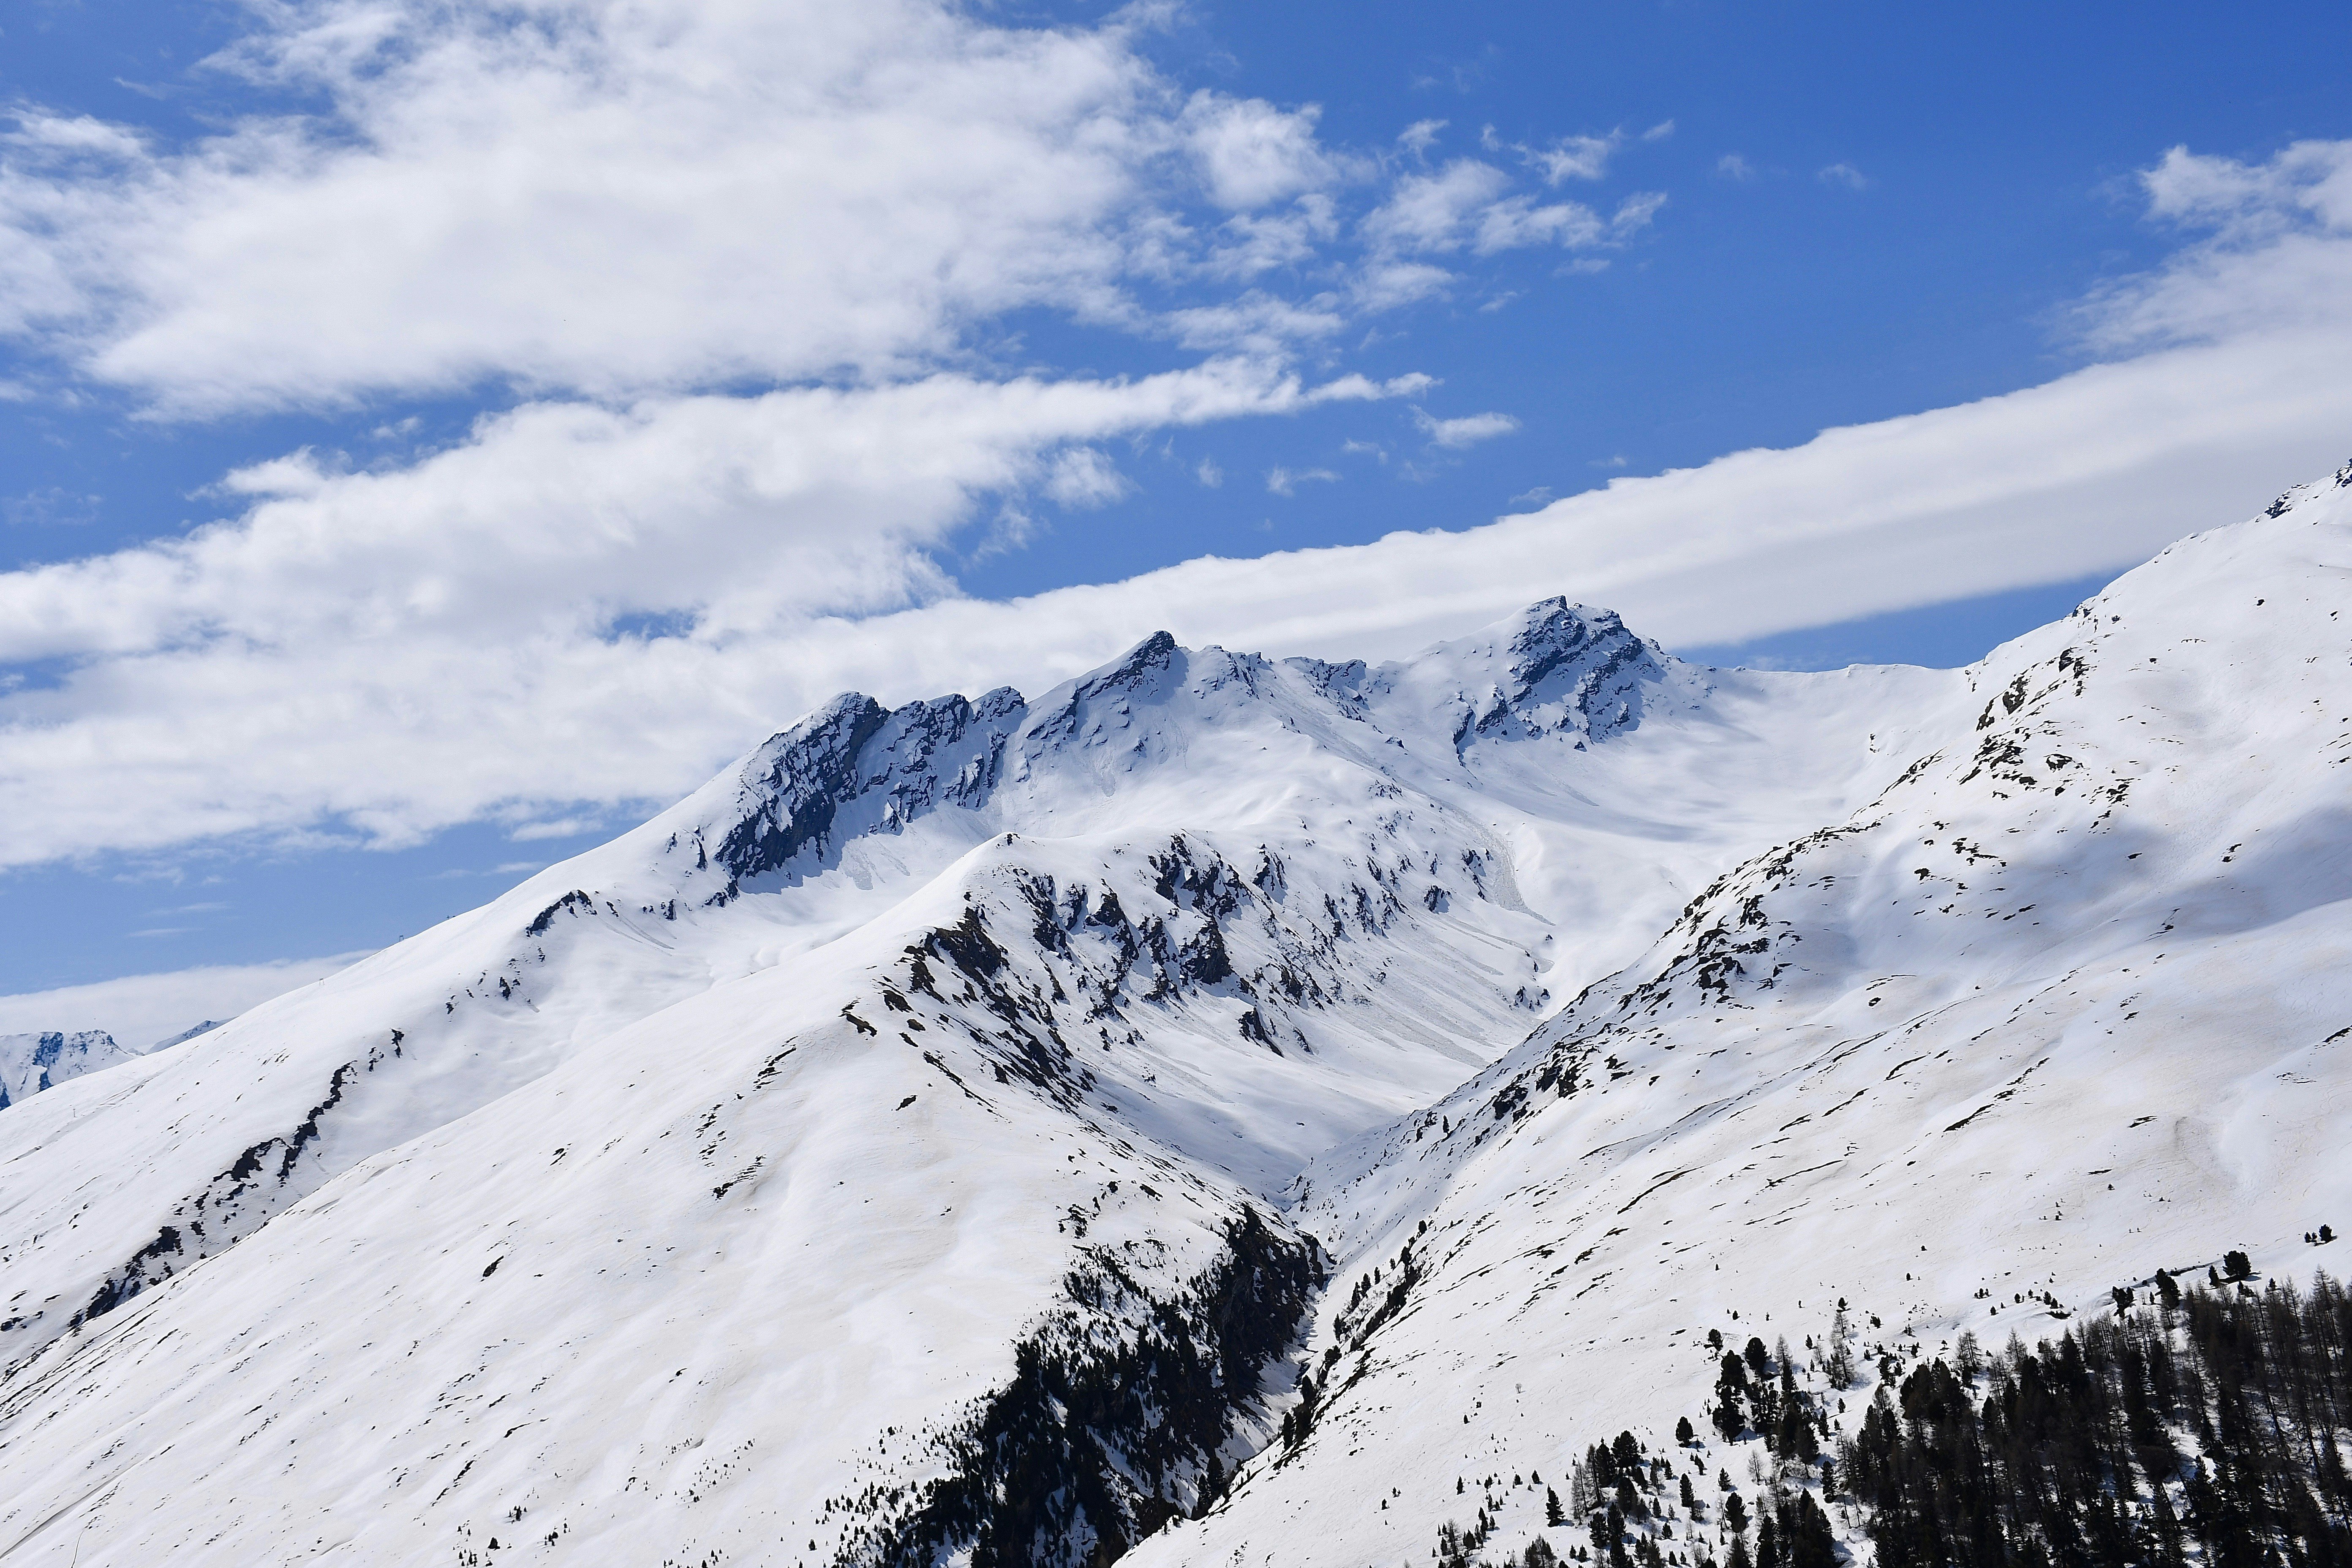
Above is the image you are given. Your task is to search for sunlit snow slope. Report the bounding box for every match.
[1127,466,2352,1568]
[0,602,1951,1567]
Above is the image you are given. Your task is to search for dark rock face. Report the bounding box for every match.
[712,686,1029,887]
[68,1055,371,1331]
[715,694,893,882]
[1467,599,1666,749]
[841,1207,1323,1568]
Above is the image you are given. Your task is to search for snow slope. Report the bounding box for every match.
[1127,465,2352,1568]
[0,602,1951,1566]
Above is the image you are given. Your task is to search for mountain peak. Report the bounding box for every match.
[1381,596,1671,752]
[0,1029,134,1110]
[1501,598,1645,698]
[1089,629,1181,693]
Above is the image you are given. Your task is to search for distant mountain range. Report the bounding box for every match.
[0,1029,140,1110]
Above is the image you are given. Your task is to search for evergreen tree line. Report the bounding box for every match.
[1844,1272,2352,1568]
[1428,1337,1848,1568]
[1714,1329,1835,1463]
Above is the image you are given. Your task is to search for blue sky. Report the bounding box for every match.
[3,0,2351,1011]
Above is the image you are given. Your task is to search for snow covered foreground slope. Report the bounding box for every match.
[0,602,1953,1565]
[1128,466,2352,1568]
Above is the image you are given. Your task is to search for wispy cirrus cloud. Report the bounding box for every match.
[1362,159,1663,259]
[1412,408,1520,449]
[1265,464,1340,496]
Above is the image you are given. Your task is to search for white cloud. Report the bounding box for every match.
[1044,446,1132,508]
[1181,93,1335,210]
[1818,162,1870,190]
[1165,291,1346,354]
[0,0,1649,449]
[0,362,1426,863]
[1189,196,1343,283]
[4,268,2349,868]
[1361,159,1513,251]
[1364,161,1660,259]
[0,363,1412,672]
[1264,465,1339,496]
[2138,139,2352,235]
[2,0,1223,411]
[1413,408,1521,448]
[0,952,367,1050]
[4,113,148,158]
[1482,190,1664,255]
[1195,457,1223,488]
[1715,153,1756,181]
[1524,132,1622,184]
[1473,196,1604,253]
[2083,139,2352,353]
[1642,121,1675,142]
[1350,260,1456,312]
[1397,120,1448,158]
[0,0,1688,466]
[2,486,102,527]
[1485,126,1638,184]
[508,815,608,842]
[0,0,1394,415]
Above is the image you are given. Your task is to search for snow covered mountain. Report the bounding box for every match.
[1130,463,2352,1568]
[1,466,2347,1568]
[0,1029,139,1109]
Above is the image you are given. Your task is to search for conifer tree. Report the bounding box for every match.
[1824,1306,1855,1389]
[1777,1494,1835,1568]
[1714,1354,1750,1440]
